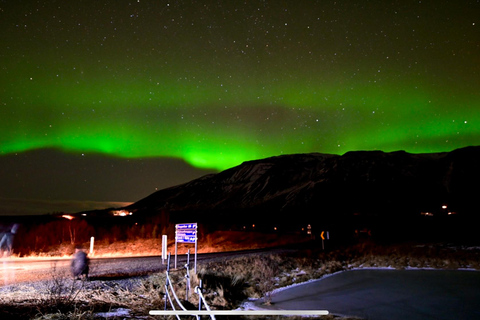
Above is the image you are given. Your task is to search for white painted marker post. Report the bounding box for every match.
[90,237,94,255]
[162,235,167,264]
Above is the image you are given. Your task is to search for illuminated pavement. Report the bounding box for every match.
[0,256,164,286]
[0,247,289,286]
[257,269,480,320]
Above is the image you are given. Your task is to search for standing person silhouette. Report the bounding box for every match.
[71,246,90,280]
[0,224,19,257]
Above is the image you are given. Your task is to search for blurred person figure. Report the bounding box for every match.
[0,224,19,257]
[0,225,5,256]
[71,246,90,280]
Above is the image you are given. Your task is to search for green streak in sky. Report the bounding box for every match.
[1,58,479,171]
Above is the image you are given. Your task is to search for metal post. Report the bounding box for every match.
[194,235,198,274]
[165,253,171,311]
[167,252,171,272]
[175,236,178,269]
[164,278,168,311]
[198,280,203,311]
[197,279,203,320]
[185,249,190,301]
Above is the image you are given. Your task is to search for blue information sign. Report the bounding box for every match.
[175,223,197,243]
[176,231,197,243]
[176,223,198,230]
[174,222,198,272]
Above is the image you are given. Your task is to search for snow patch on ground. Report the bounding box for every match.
[238,300,264,311]
[95,308,131,318]
[244,265,480,309]
[271,270,344,295]
[240,269,347,310]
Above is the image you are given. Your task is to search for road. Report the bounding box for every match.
[1,246,292,286]
[255,269,480,320]
[1,255,167,286]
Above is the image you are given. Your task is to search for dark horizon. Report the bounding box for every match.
[0,148,215,216]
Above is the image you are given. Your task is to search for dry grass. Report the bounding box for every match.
[93,230,309,257]
[11,231,310,259]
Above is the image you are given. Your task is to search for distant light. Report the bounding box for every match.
[62,215,74,220]
[112,210,133,217]
[442,205,447,209]
[421,212,434,217]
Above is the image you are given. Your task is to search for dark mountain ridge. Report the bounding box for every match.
[118,146,479,241]
[5,146,479,253]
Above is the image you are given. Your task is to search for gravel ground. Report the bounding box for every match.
[1,255,166,285]
[0,273,154,319]
[0,275,145,300]
[0,255,168,309]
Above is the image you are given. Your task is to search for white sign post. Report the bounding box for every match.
[90,237,95,255]
[175,223,198,273]
[162,235,168,264]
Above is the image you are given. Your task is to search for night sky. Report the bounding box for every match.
[1,1,479,215]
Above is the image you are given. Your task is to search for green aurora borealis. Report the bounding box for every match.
[1,1,479,171]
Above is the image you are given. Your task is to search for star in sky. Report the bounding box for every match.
[0,1,478,214]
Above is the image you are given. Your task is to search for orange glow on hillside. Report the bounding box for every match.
[111,210,133,217]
